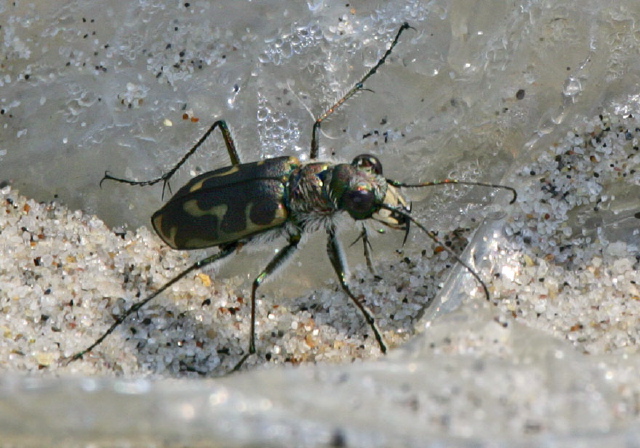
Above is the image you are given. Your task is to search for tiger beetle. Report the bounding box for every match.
[71,22,516,372]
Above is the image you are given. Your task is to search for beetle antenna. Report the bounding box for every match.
[388,179,517,204]
[380,204,491,302]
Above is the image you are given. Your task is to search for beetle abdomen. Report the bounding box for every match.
[152,156,299,249]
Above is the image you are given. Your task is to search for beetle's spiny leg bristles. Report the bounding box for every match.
[101,120,241,200]
[310,22,414,159]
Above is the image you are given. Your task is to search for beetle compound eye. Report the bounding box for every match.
[352,154,383,175]
[344,188,376,217]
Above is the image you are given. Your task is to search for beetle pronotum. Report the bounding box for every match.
[71,23,516,371]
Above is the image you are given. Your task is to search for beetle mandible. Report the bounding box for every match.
[71,23,516,371]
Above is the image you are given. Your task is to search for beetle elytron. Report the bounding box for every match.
[71,23,516,371]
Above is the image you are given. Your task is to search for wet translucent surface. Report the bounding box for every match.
[1,0,640,446]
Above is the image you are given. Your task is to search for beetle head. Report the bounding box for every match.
[331,154,410,232]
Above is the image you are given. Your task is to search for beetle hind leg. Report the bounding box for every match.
[102,120,241,199]
[66,243,238,364]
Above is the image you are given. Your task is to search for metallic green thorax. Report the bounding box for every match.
[152,155,408,251]
[288,161,388,221]
[287,157,409,230]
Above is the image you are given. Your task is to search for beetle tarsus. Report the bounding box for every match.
[231,353,252,373]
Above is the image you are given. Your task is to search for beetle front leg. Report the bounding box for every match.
[327,228,387,354]
[349,225,377,276]
[231,233,302,372]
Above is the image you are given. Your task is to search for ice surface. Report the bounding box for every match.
[1,0,640,446]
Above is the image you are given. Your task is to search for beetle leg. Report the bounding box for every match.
[231,233,302,372]
[309,23,413,160]
[327,227,387,354]
[67,243,238,363]
[349,225,376,275]
[101,120,241,199]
